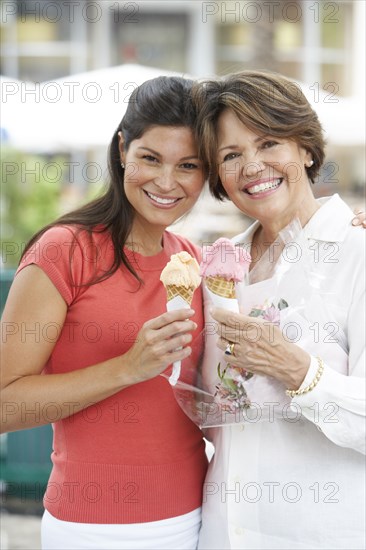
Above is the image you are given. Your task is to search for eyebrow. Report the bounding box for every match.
[218,136,267,153]
[137,147,199,161]
[218,145,239,153]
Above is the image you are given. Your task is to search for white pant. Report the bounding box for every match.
[41,508,202,550]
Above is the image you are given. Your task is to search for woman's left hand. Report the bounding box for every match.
[211,307,311,390]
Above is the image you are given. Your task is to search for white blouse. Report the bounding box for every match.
[198,195,365,550]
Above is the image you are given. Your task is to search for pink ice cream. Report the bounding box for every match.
[200,238,251,281]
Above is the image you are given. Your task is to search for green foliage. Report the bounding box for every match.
[1,149,63,267]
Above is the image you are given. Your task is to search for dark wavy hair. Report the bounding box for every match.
[193,70,326,200]
[21,76,197,282]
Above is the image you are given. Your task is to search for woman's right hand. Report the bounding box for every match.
[121,309,197,384]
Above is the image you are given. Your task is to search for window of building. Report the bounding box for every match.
[215,0,354,96]
[111,12,188,72]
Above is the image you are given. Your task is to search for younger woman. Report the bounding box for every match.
[1,76,207,550]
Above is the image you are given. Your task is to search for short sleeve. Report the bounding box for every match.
[16,226,91,306]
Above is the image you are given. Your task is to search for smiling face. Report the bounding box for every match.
[217,109,319,232]
[119,125,204,240]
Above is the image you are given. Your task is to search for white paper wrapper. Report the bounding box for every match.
[205,287,240,313]
[198,284,254,424]
[166,295,191,385]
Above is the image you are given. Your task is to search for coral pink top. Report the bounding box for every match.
[17,226,207,524]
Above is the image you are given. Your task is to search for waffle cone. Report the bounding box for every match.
[166,285,194,305]
[205,276,236,299]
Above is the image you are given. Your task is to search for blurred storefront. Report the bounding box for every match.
[1,1,364,96]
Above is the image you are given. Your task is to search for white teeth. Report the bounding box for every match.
[146,191,178,205]
[247,179,282,195]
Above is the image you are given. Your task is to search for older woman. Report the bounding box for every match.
[194,72,365,549]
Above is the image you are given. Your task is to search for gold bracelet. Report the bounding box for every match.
[286,357,324,398]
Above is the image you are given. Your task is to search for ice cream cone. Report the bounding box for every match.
[166,285,194,305]
[160,252,201,386]
[200,238,251,295]
[205,276,235,299]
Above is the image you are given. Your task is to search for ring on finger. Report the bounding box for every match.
[224,342,235,356]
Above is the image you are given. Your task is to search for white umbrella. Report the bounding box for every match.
[0,75,36,148]
[1,64,184,153]
[39,64,184,151]
[299,83,365,147]
[1,67,365,152]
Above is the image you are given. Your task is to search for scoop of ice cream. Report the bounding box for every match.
[200,238,251,281]
[160,251,201,289]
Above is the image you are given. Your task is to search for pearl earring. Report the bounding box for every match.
[121,162,125,169]
[307,160,314,167]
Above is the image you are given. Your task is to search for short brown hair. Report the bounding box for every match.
[193,70,326,200]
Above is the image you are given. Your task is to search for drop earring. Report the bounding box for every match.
[121,162,125,169]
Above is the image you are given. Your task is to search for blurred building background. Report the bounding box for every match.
[0,1,365,546]
[1,0,364,94]
[1,0,365,257]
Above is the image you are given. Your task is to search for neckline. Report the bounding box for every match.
[123,231,171,271]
